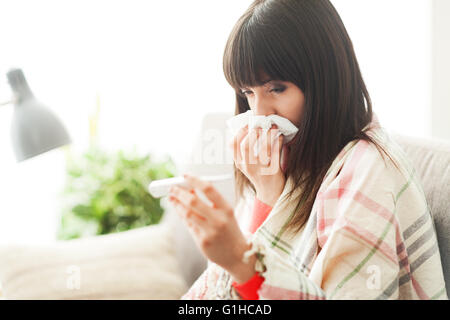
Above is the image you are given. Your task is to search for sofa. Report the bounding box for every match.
[0,112,448,299]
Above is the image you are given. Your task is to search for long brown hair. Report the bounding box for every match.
[223,0,396,234]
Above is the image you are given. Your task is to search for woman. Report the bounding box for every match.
[168,0,448,300]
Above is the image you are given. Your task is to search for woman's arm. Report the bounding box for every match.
[181,197,271,300]
[230,197,272,299]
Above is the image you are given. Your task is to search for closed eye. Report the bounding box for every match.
[271,87,286,94]
[240,86,286,97]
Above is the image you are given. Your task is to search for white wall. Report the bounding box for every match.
[0,0,252,244]
[0,0,440,244]
[331,0,433,139]
[0,0,252,166]
[432,0,450,140]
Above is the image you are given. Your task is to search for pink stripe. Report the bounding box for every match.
[317,195,327,233]
[338,141,370,198]
[317,217,337,247]
[259,284,326,300]
[199,271,208,299]
[317,216,397,263]
[314,139,430,297]
[318,217,336,233]
[342,221,397,264]
[316,193,429,299]
[317,142,368,247]
[318,187,407,256]
[411,276,430,299]
[317,188,397,249]
[319,188,393,222]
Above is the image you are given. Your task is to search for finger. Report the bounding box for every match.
[249,128,261,165]
[260,131,283,176]
[242,128,259,166]
[169,196,207,232]
[268,124,279,156]
[240,134,250,166]
[269,128,282,155]
[277,132,284,154]
[183,174,230,210]
[170,197,206,227]
[186,218,204,238]
[260,126,280,168]
[273,132,283,158]
[170,186,211,219]
[231,125,248,166]
[235,124,249,145]
[259,127,271,166]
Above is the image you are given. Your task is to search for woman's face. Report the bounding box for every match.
[240,78,305,128]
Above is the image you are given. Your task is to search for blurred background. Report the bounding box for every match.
[0,0,448,244]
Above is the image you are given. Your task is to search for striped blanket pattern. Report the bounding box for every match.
[181,119,448,300]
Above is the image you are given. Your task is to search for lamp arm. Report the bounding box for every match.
[0,99,15,107]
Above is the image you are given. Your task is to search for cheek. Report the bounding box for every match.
[278,94,305,127]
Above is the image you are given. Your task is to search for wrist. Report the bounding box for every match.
[229,254,257,284]
[255,191,279,208]
[254,179,285,207]
[227,242,257,284]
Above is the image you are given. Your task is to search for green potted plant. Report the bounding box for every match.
[57,146,177,240]
[56,94,177,240]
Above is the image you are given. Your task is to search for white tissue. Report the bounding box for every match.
[226,110,299,157]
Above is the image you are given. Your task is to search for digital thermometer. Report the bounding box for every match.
[148,173,233,198]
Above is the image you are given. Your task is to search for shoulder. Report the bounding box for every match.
[315,128,419,249]
[329,127,415,193]
[317,126,429,227]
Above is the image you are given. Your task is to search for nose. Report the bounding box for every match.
[253,92,276,117]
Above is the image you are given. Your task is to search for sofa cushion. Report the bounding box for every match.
[392,134,450,297]
[0,223,187,299]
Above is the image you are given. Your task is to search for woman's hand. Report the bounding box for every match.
[229,124,286,207]
[168,174,257,284]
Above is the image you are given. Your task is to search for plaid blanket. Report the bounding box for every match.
[181,119,448,300]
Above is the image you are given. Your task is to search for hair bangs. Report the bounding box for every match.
[223,16,292,95]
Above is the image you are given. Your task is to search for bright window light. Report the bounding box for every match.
[0,0,433,243]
